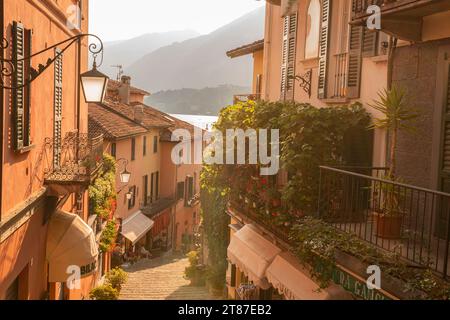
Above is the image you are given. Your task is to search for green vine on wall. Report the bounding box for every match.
[89,154,119,253]
[99,219,119,253]
[89,154,117,219]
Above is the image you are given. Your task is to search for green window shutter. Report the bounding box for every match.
[12,21,25,150]
[346,25,363,99]
[54,48,63,168]
[318,0,331,99]
[280,13,297,101]
[362,28,379,57]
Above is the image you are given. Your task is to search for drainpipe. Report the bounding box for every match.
[387,36,398,90]
[0,0,4,218]
[171,144,179,252]
[263,3,272,100]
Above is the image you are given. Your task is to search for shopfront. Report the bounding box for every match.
[120,211,155,257]
[227,224,352,300]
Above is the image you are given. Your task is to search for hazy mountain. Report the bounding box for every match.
[126,7,265,92]
[145,85,251,116]
[99,30,200,78]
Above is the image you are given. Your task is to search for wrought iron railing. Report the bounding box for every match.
[318,166,450,278]
[332,53,348,98]
[352,0,424,17]
[233,93,261,104]
[229,194,292,245]
[44,132,104,184]
[141,197,176,217]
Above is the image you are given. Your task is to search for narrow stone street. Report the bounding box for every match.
[119,255,220,300]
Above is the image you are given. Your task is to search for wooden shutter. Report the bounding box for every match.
[12,22,26,150]
[318,0,331,99]
[346,25,363,98]
[155,171,159,200]
[150,173,155,203]
[362,28,378,57]
[54,48,63,168]
[280,13,297,101]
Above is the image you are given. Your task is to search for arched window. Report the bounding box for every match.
[305,0,321,59]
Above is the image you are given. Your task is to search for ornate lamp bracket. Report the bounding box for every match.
[1,33,104,90]
[290,69,312,98]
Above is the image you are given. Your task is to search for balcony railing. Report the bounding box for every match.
[352,0,449,19]
[332,53,348,99]
[229,193,293,245]
[141,197,176,218]
[186,193,200,207]
[318,166,450,278]
[44,132,104,185]
[233,93,261,105]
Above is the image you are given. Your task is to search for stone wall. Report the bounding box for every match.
[392,38,450,188]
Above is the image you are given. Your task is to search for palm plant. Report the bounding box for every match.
[369,86,418,179]
[369,86,418,222]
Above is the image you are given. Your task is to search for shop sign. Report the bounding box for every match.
[80,262,97,277]
[314,262,394,300]
[331,267,391,300]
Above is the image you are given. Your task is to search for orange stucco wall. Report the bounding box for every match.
[160,139,201,251]
[252,50,264,94]
[0,205,48,299]
[105,130,161,221]
[1,0,94,300]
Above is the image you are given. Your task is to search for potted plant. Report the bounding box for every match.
[105,267,128,291]
[206,267,225,297]
[369,86,418,239]
[184,251,206,286]
[267,186,282,208]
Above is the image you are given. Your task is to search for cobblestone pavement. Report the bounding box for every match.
[119,255,221,300]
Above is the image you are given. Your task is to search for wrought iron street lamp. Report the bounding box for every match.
[80,60,109,103]
[1,33,108,104]
[116,158,131,184]
[120,168,132,184]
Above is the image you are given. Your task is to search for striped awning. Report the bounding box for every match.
[46,210,98,282]
[120,211,154,245]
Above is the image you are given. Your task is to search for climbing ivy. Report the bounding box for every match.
[89,154,117,219]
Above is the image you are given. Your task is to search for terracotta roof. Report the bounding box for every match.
[88,103,147,140]
[226,39,264,58]
[107,79,150,96]
[102,98,172,129]
[130,102,204,142]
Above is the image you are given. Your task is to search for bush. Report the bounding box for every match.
[106,267,128,290]
[184,251,199,280]
[89,284,119,300]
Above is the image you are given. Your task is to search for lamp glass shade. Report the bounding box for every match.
[80,68,109,103]
[120,170,131,184]
[126,192,132,200]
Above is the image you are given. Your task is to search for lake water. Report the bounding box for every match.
[170,114,218,131]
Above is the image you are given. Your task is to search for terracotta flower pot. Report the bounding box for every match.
[375,213,403,239]
[272,198,281,208]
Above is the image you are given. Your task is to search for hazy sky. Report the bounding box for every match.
[89,0,265,42]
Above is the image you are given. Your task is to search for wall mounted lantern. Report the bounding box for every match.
[116,158,131,184]
[1,33,108,104]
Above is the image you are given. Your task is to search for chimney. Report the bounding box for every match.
[134,104,144,124]
[118,75,131,104]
